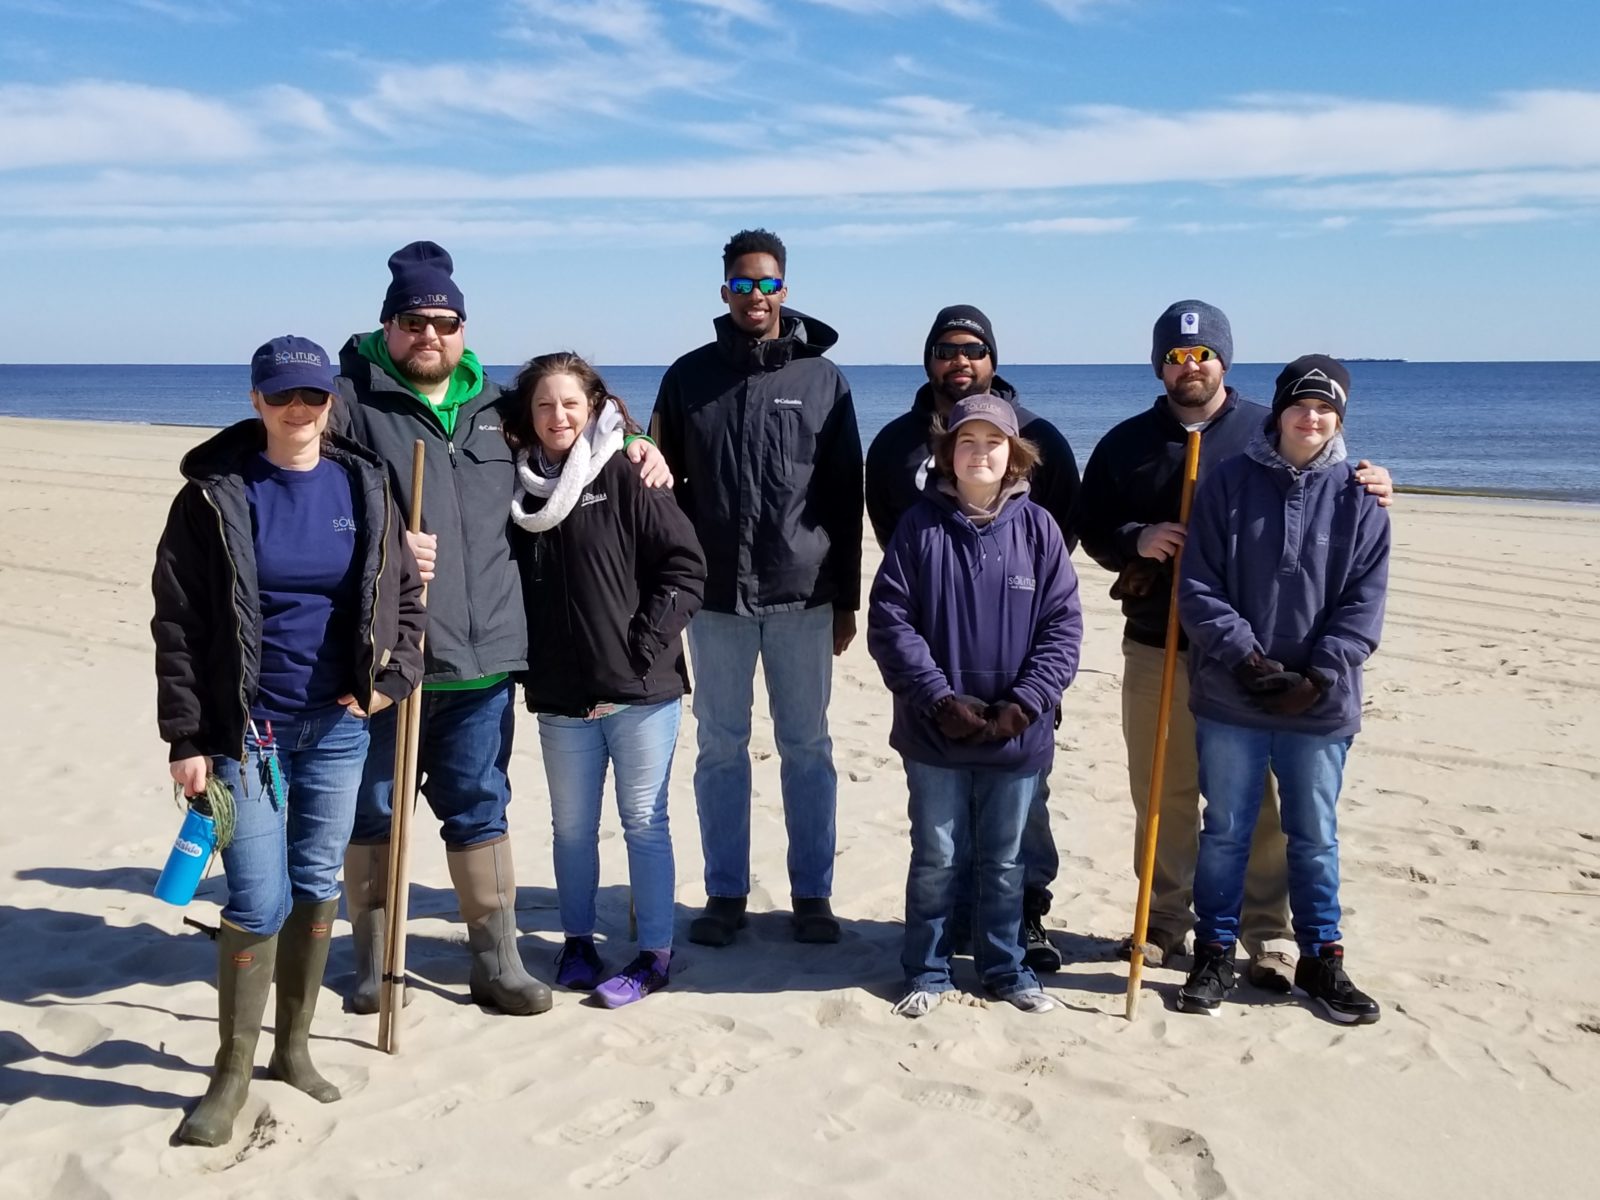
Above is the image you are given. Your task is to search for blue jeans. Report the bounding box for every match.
[1193,717,1351,953]
[350,680,515,848]
[953,770,1057,922]
[901,759,1040,999]
[212,706,370,935]
[687,607,837,900]
[538,700,681,952]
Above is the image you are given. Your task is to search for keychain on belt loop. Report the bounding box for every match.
[250,718,286,811]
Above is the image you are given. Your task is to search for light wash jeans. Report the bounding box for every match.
[212,705,370,935]
[537,700,681,951]
[687,606,837,900]
[1193,716,1352,954]
[900,759,1039,999]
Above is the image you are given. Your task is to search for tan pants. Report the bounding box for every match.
[1121,639,1292,957]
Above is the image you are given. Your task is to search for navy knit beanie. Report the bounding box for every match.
[1271,354,1350,423]
[381,241,466,322]
[1150,299,1232,374]
[924,304,998,367]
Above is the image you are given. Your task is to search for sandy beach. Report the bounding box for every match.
[2,413,1598,1199]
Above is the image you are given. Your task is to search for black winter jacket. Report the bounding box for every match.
[1073,387,1268,650]
[332,337,526,683]
[864,375,1081,551]
[152,421,426,762]
[650,311,863,616]
[515,453,707,716]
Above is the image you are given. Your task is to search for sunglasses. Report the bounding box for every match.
[1163,345,1218,366]
[394,312,463,336]
[727,276,783,296]
[931,341,991,362]
[261,388,332,408]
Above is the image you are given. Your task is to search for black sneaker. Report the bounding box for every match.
[1294,944,1381,1025]
[1177,942,1237,1017]
[1022,912,1062,973]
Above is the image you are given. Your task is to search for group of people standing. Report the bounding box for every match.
[152,230,1393,1146]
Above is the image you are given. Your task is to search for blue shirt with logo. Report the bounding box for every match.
[244,455,361,721]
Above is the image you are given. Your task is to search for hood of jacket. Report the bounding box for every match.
[1244,419,1348,478]
[713,308,838,372]
[179,417,386,485]
[908,373,1019,420]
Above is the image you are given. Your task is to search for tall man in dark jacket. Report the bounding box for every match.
[332,241,550,1017]
[1075,300,1393,991]
[864,305,1080,973]
[651,228,863,948]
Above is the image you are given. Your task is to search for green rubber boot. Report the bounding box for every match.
[176,923,277,1147]
[268,898,341,1102]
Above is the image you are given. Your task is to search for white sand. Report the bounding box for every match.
[2,415,1598,1199]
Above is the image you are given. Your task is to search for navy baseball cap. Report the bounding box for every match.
[250,335,338,396]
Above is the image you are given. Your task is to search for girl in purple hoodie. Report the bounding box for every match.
[1177,355,1390,1025]
[868,395,1082,1018]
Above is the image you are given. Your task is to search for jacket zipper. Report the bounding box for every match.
[202,487,252,762]
[368,473,388,706]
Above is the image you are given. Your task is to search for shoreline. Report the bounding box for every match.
[7,413,1599,509]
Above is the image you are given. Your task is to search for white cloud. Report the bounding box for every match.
[1396,207,1559,228]
[798,0,996,18]
[1004,216,1134,233]
[1035,0,1129,20]
[0,81,263,170]
[681,0,778,24]
[506,0,661,47]
[1265,169,1600,212]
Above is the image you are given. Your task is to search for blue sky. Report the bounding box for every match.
[2,0,1596,364]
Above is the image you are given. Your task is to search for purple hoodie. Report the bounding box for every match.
[1179,424,1390,738]
[867,484,1082,771]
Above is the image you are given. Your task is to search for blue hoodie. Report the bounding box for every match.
[1178,424,1390,738]
[867,483,1082,772]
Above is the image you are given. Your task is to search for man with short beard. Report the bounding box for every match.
[865,305,1080,973]
[1075,299,1393,990]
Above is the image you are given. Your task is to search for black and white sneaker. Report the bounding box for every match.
[1177,942,1236,1017]
[1294,944,1381,1025]
[1022,912,1062,973]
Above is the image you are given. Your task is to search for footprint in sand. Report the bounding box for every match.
[42,1153,113,1200]
[896,1080,1038,1130]
[570,1134,682,1190]
[814,994,864,1028]
[1125,1119,1232,1200]
[669,1044,801,1098]
[554,1098,655,1145]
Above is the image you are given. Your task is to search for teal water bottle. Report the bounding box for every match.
[154,800,218,906]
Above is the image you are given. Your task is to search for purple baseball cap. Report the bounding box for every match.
[947,393,1019,438]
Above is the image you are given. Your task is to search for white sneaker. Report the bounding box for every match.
[891,990,942,1018]
[1005,988,1057,1014]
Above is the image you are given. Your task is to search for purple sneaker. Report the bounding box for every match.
[555,936,604,991]
[594,951,671,1009]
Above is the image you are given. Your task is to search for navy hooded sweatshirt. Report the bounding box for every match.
[867,483,1082,772]
[1178,425,1391,738]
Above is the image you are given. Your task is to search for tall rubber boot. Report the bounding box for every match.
[268,898,341,1102]
[445,836,552,1015]
[176,923,277,1147]
[343,842,409,1014]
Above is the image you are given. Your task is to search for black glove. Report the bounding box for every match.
[976,701,1032,743]
[931,694,987,741]
[1233,651,1298,695]
[1109,559,1163,601]
[1256,669,1332,716]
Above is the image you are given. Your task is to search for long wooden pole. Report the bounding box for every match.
[379,440,428,1053]
[1126,429,1201,1021]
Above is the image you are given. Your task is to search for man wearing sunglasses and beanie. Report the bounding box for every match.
[332,240,668,1018]
[1075,299,1394,992]
[865,304,1081,974]
[651,228,863,949]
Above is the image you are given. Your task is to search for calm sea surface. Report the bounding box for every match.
[2,361,1593,502]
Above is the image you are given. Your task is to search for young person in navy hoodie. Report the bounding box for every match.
[868,395,1082,1018]
[1176,356,1390,1024]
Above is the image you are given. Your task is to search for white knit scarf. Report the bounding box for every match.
[510,400,626,532]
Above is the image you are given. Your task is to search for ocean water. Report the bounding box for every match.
[1,360,1593,502]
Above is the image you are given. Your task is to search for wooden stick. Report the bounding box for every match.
[1126,429,1202,1021]
[379,440,428,1053]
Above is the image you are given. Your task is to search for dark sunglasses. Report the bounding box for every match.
[931,341,991,362]
[261,388,333,408]
[394,312,463,335]
[727,276,783,296]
